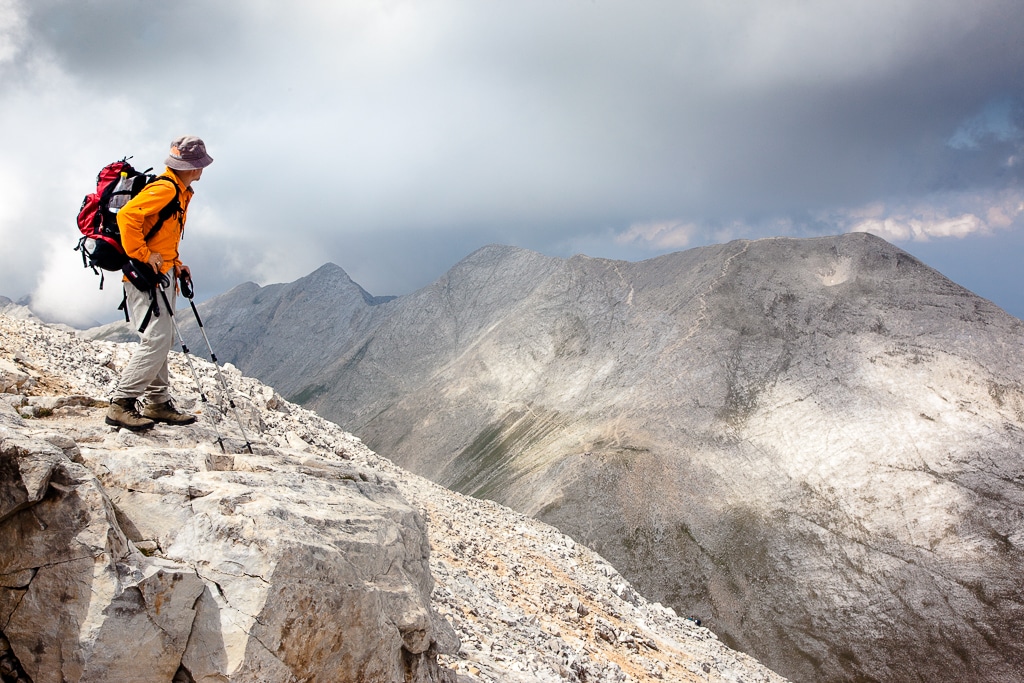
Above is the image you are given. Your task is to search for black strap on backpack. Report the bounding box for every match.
[118,287,161,334]
[143,175,183,243]
[120,259,171,334]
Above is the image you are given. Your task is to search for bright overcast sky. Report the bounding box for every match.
[2,0,1023,326]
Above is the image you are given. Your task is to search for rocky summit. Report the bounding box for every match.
[0,312,783,682]
[160,233,1024,683]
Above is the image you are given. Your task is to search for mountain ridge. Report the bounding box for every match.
[85,233,1024,682]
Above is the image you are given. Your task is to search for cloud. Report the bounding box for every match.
[842,191,1024,242]
[615,220,699,250]
[0,0,26,65]
[850,214,986,242]
[0,46,160,324]
[3,0,1024,324]
[948,98,1023,151]
[616,192,1024,253]
[31,233,113,327]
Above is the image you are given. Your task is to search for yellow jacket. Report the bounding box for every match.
[117,168,194,275]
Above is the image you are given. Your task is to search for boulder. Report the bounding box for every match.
[0,432,203,683]
[0,358,33,395]
[82,445,458,682]
[1,419,458,682]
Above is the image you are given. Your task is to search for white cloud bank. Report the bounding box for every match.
[613,191,1024,253]
[844,192,1024,242]
[615,220,699,250]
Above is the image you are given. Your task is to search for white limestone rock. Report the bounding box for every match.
[0,358,34,395]
[0,429,203,683]
[1,433,459,683]
[81,445,456,682]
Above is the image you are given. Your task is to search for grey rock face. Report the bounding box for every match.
[3,310,785,683]
[0,426,455,683]
[0,327,456,681]
[1,428,205,682]
[182,234,1024,682]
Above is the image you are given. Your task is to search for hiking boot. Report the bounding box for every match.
[105,398,156,432]
[142,399,197,426]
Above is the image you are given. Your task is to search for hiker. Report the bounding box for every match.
[105,135,213,432]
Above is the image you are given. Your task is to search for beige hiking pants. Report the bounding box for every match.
[112,282,177,403]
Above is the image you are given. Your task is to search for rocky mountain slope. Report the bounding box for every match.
[158,233,1024,682]
[1,312,784,682]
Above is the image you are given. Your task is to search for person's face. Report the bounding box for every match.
[182,168,203,186]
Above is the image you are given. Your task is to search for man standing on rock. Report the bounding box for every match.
[105,136,213,432]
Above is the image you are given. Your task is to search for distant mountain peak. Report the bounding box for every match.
[299,262,395,306]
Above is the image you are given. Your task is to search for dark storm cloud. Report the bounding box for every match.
[2,0,1023,324]
[22,1,240,76]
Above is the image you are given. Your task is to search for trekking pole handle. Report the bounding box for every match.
[178,272,194,299]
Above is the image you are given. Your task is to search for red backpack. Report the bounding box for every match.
[75,157,181,288]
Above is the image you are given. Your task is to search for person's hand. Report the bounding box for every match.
[175,264,193,296]
[147,252,164,274]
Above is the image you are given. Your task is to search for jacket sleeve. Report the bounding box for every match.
[116,180,178,263]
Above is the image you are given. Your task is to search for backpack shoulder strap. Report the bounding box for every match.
[142,175,183,242]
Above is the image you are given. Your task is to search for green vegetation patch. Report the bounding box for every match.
[447,407,565,499]
[288,383,328,405]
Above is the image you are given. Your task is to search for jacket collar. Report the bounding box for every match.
[162,167,194,195]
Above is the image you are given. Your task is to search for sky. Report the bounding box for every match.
[1,0,1023,326]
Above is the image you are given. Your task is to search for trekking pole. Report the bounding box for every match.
[177,273,255,454]
[157,285,229,453]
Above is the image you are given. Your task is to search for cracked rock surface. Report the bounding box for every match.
[0,315,456,683]
[1,312,785,682]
